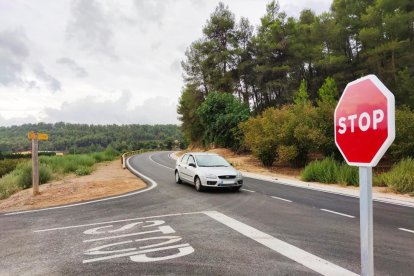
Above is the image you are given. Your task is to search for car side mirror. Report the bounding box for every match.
[188,163,196,168]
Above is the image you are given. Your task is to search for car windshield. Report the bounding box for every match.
[195,155,230,167]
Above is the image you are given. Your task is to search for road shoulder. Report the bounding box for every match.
[0,160,146,213]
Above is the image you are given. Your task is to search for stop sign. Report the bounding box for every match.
[335,75,395,167]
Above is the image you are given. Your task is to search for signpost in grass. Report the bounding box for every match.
[27,132,49,195]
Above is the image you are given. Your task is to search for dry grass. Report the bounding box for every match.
[0,160,146,212]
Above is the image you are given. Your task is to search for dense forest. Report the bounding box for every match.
[180,0,413,114]
[0,123,183,154]
[177,0,414,165]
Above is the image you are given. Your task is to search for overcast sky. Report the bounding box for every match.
[0,0,331,126]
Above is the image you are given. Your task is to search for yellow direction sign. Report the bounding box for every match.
[28,132,49,141]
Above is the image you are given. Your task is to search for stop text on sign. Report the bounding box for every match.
[337,109,384,134]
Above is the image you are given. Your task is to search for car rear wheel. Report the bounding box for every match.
[195,177,204,192]
[175,171,182,184]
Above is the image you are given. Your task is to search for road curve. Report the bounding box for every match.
[0,151,413,275]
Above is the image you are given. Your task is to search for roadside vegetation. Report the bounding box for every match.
[301,158,359,186]
[177,1,414,194]
[0,149,119,200]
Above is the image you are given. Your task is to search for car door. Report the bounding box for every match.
[178,154,190,182]
[186,155,197,183]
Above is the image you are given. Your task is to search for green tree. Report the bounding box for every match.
[177,84,204,144]
[293,79,310,105]
[196,92,250,149]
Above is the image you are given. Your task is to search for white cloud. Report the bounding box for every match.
[0,0,331,127]
[56,57,88,78]
[0,29,29,86]
[43,91,178,125]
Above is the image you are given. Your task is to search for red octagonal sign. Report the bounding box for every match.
[335,75,395,167]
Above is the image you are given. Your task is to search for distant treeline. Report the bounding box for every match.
[0,122,183,153]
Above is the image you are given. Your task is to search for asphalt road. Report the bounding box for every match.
[0,151,413,275]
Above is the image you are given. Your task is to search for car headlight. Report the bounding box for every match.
[205,173,217,179]
[236,171,243,178]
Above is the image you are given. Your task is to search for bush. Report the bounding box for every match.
[389,108,414,160]
[0,159,25,177]
[75,166,93,176]
[337,165,358,186]
[301,158,338,183]
[376,158,414,194]
[0,172,20,199]
[256,143,277,167]
[301,157,359,186]
[15,162,52,189]
[240,103,323,167]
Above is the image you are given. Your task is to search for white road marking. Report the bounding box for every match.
[241,188,255,193]
[399,228,414,234]
[271,196,292,202]
[4,156,157,216]
[245,175,414,209]
[33,211,203,232]
[83,243,192,263]
[83,226,176,243]
[320,209,355,218]
[204,211,357,276]
[149,153,174,171]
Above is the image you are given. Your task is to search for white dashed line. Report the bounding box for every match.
[204,211,357,276]
[271,196,292,203]
[399,228,414,234]
[241,188,255,193]
[149,154,174,171]
[320,209,355,218]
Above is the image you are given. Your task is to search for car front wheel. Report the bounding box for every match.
[195,177,204,192]
[175,171,182,184]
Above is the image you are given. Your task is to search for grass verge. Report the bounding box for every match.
[301,157,358,186]
[0,149,119,199]
[375,158,414,194]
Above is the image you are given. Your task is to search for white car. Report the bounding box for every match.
[174,152,243,192]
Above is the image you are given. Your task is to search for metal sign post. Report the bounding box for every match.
[31,133,40,195]
[359,167,373,276]
[335,75,395,276]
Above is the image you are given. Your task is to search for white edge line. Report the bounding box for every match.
[271,196,292,202]
[149,153,174,171]
[244,175,414,209]
[398,228,414,234]
[241,188,255,193]
[203,210,357,276]
[320,209,355,218]
[4,155,157,216]
[34,211,203,233]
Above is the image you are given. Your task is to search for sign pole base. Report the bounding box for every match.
[359,167,374,276]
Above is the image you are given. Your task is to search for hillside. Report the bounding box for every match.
[0,123,183,153]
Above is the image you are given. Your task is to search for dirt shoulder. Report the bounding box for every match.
[0,160,146,213]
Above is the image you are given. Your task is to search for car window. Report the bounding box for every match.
[181,154,189,164]
[188,155,195,165]
[195,155,230,167]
